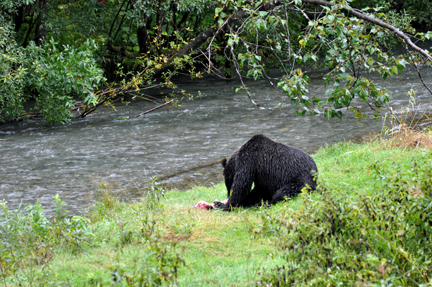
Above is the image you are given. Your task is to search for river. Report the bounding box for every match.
[1,65,431,215]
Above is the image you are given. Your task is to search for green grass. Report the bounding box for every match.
[314,141,424,192]
[1,139,431,286]
[44,184,290,286]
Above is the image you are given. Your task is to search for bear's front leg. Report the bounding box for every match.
[213,197,229,210]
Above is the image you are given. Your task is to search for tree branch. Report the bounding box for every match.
[134,99,174,117]
[152,27,216,78]
[301,0,432,61]
[153,0,431,79]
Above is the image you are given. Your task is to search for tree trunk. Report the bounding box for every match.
[34,0,48,46]
[137,24,150,54]
[14,5,24,33]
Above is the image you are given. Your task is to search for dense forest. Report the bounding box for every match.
[1,0,432,124]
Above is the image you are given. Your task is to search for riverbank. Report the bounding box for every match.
[1,129,431,286]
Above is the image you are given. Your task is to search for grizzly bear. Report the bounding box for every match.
[196,135,317,210]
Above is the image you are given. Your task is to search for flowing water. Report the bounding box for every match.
[1,65,431,215]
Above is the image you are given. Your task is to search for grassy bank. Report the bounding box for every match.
[1,131,432,286]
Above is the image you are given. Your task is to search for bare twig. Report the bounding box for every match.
[134,99,174,117]
[156,160,221,181]
[405,45,432,96]
[230,47,263,109]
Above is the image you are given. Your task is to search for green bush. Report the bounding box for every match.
[0,19,28,122]
[258,152,432,286]
[0,34,105,124]
[97,184,186,286]
[27,38,105,123]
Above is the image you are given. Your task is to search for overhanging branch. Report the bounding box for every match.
[299,0,432,61]
[153,0,431,79]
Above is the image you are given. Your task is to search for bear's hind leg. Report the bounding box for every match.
[270,182,309,204]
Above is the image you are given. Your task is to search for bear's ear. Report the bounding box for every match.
[221,158,227,168]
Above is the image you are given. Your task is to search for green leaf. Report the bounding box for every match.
[377,53,383,62]
[398,59,408,68]
[323,15,335,24]
[299,39,306,47]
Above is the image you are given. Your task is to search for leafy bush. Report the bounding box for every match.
[258,152,432,286]
[0,33,105,124]
[0,19,28,122]
[27,38,105,123]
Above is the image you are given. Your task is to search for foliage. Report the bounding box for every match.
[352,0,432,31]
[97,182,186,286]
[0,9,105,124]
[257,152,432,286]
[28,38,105,123]
[0,19,28,122]
[220,0,424,118]
[0,186,189,286]
[301,7,412,119]
[46,0,110,47]
[0,37,104,124]
[108,239,185,286]
[2,0,432,122]
[404,0,432,30]
[1,0,215,123]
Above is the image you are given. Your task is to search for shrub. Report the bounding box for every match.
[258,152,432,286]
[0,34,105,124]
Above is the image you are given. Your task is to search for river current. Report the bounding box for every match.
[1,65,431,214]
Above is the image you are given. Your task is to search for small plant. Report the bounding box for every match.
[108,238,186,286]
[101,178,186,286]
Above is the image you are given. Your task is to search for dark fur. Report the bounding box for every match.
[215,135,318,210]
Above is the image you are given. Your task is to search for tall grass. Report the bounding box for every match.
[379,90,432,150]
